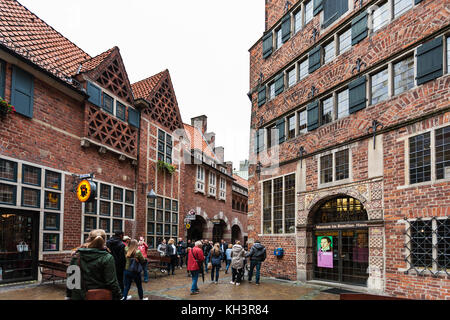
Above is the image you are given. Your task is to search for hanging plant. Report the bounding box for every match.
[157,160,176,175]
[0,98,15,119]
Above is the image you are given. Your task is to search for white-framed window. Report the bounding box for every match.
[219,177,226,201]
[147,196,178,249]
[287,67,296,88]
[372,1,389,32]
[305,0,313,25]
[318,148,352,186]
[83,181,135,241]
[208,172,217,197]
[338,28,352,54]
[196,165,205,193]
[321,96,334,126]
[269,82,276,100]
[394,0,413,19]
[337,89,349,119]
[298,109,307,134]
[393,55,415,96]
[276,28,283,50]
[261,173,296,235]
[371,68,389,105]
[287,113,296,139]
[294,9,302,33]
[299,59,309,81]
[324,41,336,64]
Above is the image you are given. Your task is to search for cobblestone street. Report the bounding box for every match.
[0,267,340,301]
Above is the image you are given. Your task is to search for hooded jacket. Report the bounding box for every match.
[246,243,267,262]
[106,236,126,274]
[68,248,122,300]
[231,244,245,269]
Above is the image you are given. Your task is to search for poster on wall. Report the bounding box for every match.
[317,236,333,268]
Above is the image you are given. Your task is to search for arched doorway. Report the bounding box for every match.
[231,225,241,245]
[312,196,369,286]
[187,215,206,242]
[212,220,226,244]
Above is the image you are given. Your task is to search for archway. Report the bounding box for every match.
[311,196,369,286]
[231,225,242,245]
[187,215,206,242]
[212,220,226,244]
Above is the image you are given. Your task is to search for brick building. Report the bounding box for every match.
[178,116,248,246]
[248,0,449,299]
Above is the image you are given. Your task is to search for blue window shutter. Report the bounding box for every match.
[415,0,424,3]
[275,73,284,96]
[262,33,273,59]
[0,60,5,98]
[258,86,266,107]
[128,108,140,128]
[351,11,368,46]
[323,0,348,29]
[314,0,323,16]
[307,100,319,131]
[281,15,291,43]
[308,46,321,73]
[11,66,34,118]
[348,76,367,114]
[87,82,101,107]
[276,119,285,144]
[416,37,443,85]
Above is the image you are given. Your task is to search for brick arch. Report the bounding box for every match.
[213,212,230,230]
[231,217,244,232]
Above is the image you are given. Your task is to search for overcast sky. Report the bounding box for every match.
[19,0,265,172]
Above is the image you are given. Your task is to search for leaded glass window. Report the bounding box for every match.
[320,154,333,184]
[299,59,309,81]
[394,0,413,19]
[294,10,302,33]
[409,132,431,184]
[284,174,295,234]
[288,68,296,88]
[373,1,389,32]
[299,109,307,134]
[321,97,333,125]
[263,180,272,234]
[305,0,313,24]
[435,126,450,180]
[394,56,414,96]
[339,28,351,54]
[337,89,349,119]
[324,41,335,64]
[288,114,296,139]
[335,149,349,181]
[371,68,389,105]
[273,177,283,234]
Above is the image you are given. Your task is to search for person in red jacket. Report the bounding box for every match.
[138,237,149,282]
[187,240,204,295]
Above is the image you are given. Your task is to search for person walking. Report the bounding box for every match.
[106,231,126,292]
[187,241,205,295]
[220,239,228,265]
[138,237,149,283]
[166,238,178,275]
[177,237,186,269]
[230,241,245,286]
[210,243,222,284]
[225,243,233,274]
[202,240,212,274]
[157,239,167,273]
[122,239,148,300]
[246,240,267,285]
[67,229,122,300]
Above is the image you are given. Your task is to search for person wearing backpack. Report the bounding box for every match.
[209,243,223,284]
[122,239,148,300]
[246,240,267,285]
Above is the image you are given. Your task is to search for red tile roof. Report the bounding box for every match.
[131,70,166,100]
[183,123,218,161]
[79,47,116,74]
[233,174,248,189]
[0,0,91,82]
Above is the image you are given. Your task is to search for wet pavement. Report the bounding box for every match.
[0,267,340,301]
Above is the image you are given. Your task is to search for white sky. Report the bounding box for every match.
[18,0,265,172]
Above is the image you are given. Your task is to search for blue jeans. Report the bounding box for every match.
[248,261,262,284]
[142,260,148,282]
[123,270,143,300]
[225,259,231,272]
[211,264,220,282]
[190,270,199,293]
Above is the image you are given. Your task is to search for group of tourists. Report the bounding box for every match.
[64,228,266,300]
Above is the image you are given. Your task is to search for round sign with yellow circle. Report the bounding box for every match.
[186,223,191,230]
[76,180,96,202]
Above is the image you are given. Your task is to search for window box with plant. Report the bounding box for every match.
[0,98,15,119]
[157,160,176,175]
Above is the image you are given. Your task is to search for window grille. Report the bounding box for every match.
[404,217,450,276]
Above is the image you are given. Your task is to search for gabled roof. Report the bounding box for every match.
[0,0,91,82]
[79,47,115,74]
[131,70,166,100]
[183,123,218,162]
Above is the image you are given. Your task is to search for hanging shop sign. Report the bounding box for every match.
[76,179,96,203]
[317,236,333,269]
[314,220,383,230]
[186,209,197,220]
[210,219,222,225]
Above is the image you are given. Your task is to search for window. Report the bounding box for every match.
[209,172,217,197]
[0,183,16,205]
[256,129,265,153]
[102,93,114,114]
[321,97,333,126]
[196,166,205,193]
[157,129,173,164]
[298,109,307,134]
[276,28,283,50]
[435,126,450,180]
[409,132,431,184]
[0,159,17,182]
[394,0,413,19]
[299,59,309,81]
[305,0,313,25]
[373,1,389,32]
[269,82,276,100]
[320,154,333,184]
[287,114,296,139]
[335,149,349,181]
[116,101,126,121]
[371,68,389,105]
[219,177,226,200]
[394,56,415,96]
[147,197,178,249]
[22,188,40,208]
[43,234,59,252]
[324,41,335,64]
[287,68,296,88]
[22,165,41,186]
[337,89,349,119]
[284,174,295,234]
[447,37,450,72]
[267,125,276,149]
[338,28,352,54]
[44,212,60,230]
[263,181,272,234]
[294,10,302,33]
[273,178,283,234]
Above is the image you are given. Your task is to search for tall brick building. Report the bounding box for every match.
[248,0,449,299]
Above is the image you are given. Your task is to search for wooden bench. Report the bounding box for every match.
[147,253,171,278]
[38,260,68,284]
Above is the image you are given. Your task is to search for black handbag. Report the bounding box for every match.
[128,258,143,274]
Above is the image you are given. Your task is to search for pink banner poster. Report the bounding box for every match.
[317,236,333,268]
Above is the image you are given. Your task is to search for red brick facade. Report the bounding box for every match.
[249,0,450,299]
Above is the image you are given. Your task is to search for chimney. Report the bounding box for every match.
[225,161,233,175]
[214,146,224,164]
[191,115,207,134]
[205,132,216,149]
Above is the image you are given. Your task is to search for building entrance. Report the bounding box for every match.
[312,196,369,286]
[0,209,39,284]
[187,216,206,242]
[212,220,226,244]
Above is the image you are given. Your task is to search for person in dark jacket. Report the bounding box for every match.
[177,237,186,269]
[202,240,212,273]
[210,243,223,284]
[67,229,122,300]
[246,240,267,285]
[166,238,178,275]
[106,231,126,292]
[220,239,228,264]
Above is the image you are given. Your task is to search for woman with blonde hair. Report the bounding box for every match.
[66,229,122,300]
[122,239,147,300]
[166,238,178,275]
[209,243,223,284]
